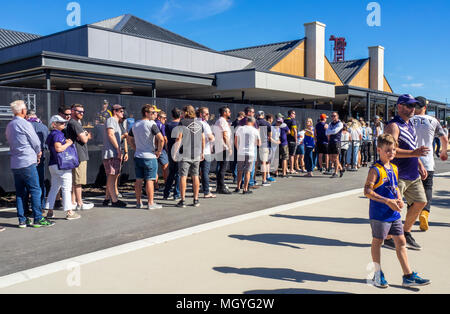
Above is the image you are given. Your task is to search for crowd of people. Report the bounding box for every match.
[1,94,449,289]
[1,96,448,263]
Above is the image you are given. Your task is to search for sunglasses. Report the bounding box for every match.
[74,110,85,114]
[400,103,416,109]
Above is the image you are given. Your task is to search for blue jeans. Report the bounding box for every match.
[164,156,180,199]
[200,156,212,195]
[24,159,46,212]
[12,165,43,223]
[347,144,360,167]
[305,147,314,173]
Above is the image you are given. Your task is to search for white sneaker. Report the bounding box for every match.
[136,202,144,209]
[76,203,95,211]
[148,203,163,211]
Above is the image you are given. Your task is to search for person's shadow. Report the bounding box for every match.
[271,214,369,225]
[229,234,371,250]
[214,266,366,285]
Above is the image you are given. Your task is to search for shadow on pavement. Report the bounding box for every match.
[271,214,369,225]
[229,234,371,249]
[214,267,366,285]
[244,288,353,294]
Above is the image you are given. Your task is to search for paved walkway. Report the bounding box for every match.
[1,175,448,294]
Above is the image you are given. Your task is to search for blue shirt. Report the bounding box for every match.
[29,120,49,152]
[315,122,328,145]
[5,116,42,170]
[369,162,401,222]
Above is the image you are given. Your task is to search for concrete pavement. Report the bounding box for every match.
[1,174,449,294]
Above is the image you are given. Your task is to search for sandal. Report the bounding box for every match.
[204,194,217,199]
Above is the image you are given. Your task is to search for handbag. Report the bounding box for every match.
[57,144,80,170]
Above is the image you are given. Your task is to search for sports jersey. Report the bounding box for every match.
[411,115,445,172]
[389,116,419,181]
[369,162,401,222]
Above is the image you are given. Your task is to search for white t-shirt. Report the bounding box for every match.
[411,114,445,171]
[235,125,260,159]
[341,132,350,150]
[214,117,231,153]
[350,127,362,146]
[197,119,213,156]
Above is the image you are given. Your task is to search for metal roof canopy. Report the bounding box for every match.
[0,51,215,91]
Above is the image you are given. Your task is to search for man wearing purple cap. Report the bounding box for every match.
[384,94,429,251]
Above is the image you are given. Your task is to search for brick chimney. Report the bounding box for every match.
[369,46,385,91]
[304,21,326,81]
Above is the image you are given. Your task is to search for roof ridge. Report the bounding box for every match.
[123,15,213,51]
[223,38,303,53]
[331,57,369,64]
[0,28,40,36]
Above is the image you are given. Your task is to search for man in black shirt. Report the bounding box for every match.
[285,110,298,174]
[173,106,205,208]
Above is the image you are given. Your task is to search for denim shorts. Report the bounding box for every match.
[135,158,158,181]
[158,150,169,166]
[296,144,305,155]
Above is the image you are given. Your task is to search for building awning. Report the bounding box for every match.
[0,51,215,92]
[160,69,335,102]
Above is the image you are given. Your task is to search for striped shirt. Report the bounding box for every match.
[389,116,419,181]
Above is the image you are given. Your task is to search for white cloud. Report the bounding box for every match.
[401,83,424,88]
[153,0,233,24]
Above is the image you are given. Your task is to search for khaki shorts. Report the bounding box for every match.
[259,147,270,163]
[72,161,87,186]
[398,178,427,206]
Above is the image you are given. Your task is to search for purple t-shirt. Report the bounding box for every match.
[46,130,67,166]
[390,116,419,181]
[280,126,290,146]
[156,119,166,137]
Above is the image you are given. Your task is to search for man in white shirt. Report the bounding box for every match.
[214,106,233,195]
[234,117,261,195]
[411,97,448,232]
[197,107,216,199]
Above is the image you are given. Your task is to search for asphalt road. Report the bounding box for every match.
[1,160,449,278]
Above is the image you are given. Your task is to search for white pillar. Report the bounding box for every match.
[304,21,326,81]
[369,46,385,91]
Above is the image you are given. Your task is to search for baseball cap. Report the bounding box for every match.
[112,104,125,111]
[49,115,68,126]
[320,114,328,120]
[397,94,420,107]
[257,111,265,117]
[103,100,109,104]
[149,105,161,113]
[415,96,429,108]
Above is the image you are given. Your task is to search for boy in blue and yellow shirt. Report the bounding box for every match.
[364,134,431,289]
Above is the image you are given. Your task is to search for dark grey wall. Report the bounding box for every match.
[0,28,89,63]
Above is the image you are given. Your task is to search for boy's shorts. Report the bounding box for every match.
[370,219,404,240]
[158,150,169,166]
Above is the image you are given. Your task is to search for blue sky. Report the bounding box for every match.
[1,0,449,103]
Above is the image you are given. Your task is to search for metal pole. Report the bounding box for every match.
[366,93,371,122]
[348,98,352,118]
[46,70,51,124]
[385,98,389,122]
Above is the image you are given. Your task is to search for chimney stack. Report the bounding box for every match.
[304,21,326,81]
[369,46,385,91]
